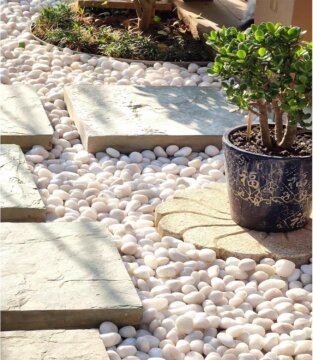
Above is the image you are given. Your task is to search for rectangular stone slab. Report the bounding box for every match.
[1,223,143,330]
[1,330,109,360]
[0,85,53,150]
[64,85,244,153]
[0,144,46,222]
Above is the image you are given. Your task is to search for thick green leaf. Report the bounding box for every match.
[295,85,306,93]
[251,24,257,32]
[153,16,161,23]
[237,33,245,42]
[281,103,290,111]
[299,75,308,84]
[288,27,300,38]
[209,31,217,40]
[255,29,264,41]
[258,47,266,57]
[236,49,246,59]
[288,99,297,106]
[266,22,276,33]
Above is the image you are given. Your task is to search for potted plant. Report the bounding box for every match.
[205,22,312,232]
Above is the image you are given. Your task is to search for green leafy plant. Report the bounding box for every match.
[33,3,210,62]
[99,28,159,59]
[37,3,74,28]
[206,22,312,150]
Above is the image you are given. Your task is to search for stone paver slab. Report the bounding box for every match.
[64,85,244,153]
[0,85,53,150]
[155,184,312,266]
[0,144,46,222]
[1,223,142,330]
[1,329,109,360]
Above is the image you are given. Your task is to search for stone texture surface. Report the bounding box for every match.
[0,144,46,222]
[155,184,312,266]
[0,85,53,150]
[1,329,109,360]
[1,223,142,330]
[64,85,244,153]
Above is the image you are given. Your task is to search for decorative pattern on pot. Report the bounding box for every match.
[223,129,312,233]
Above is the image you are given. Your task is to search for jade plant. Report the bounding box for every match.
[205,22,312,150]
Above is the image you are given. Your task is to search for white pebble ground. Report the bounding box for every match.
[1,1,312,359]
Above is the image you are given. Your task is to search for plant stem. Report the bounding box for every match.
[134,0,143,18]
[273,100,284,143]
[279,116,297,149]
[258,101,273,149]
[247,111,252,141]
[137,0,155,31]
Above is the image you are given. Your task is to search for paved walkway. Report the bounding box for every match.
[1,85,53,150]
[1,330,109,360]
[0,144,46,221]
[64,85,244,153]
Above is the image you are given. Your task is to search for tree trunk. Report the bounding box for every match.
[273,101,283,144]
[135,0,156,32]
[246,110,252,141]
[258,101,273,149]
[279,116,297,150]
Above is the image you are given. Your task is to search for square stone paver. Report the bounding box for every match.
[0,85,53,150]
[0,144,46,222]
[64,85,244,153]
[1,223,142,330]
[1,330,109,360]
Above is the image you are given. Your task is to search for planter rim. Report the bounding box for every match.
[223,124,312,160]
[29,22,210,68]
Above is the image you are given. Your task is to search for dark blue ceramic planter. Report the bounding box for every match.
[223,125,312,232]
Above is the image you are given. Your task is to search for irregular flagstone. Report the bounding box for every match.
[158,213,235,237]
[0,85,53,150]
[155,184,312,266]
[155,198,232,225]
[217,230,270,261]
[1,223,142,330]
[183,226,220,253]
[0,144,46,222]
[259,229,313,265]
[64,85,244,153]
[183,225,269,259]
[1,329,109,360]
[174,184,232,215]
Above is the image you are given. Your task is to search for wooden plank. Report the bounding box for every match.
[173,0,244,39]
[78,0,173,11]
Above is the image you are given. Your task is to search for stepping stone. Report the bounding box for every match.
[64,85,244,153]
[0,144,46,222]
[0,85,53,150]
[1,329,109,360]
[1,223,142,330]
[155,184,312,266]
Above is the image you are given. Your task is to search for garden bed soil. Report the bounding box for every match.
[32,4,213,62]
[229,126,312,157]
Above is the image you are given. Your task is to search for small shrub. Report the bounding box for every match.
[206,22,312,151]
